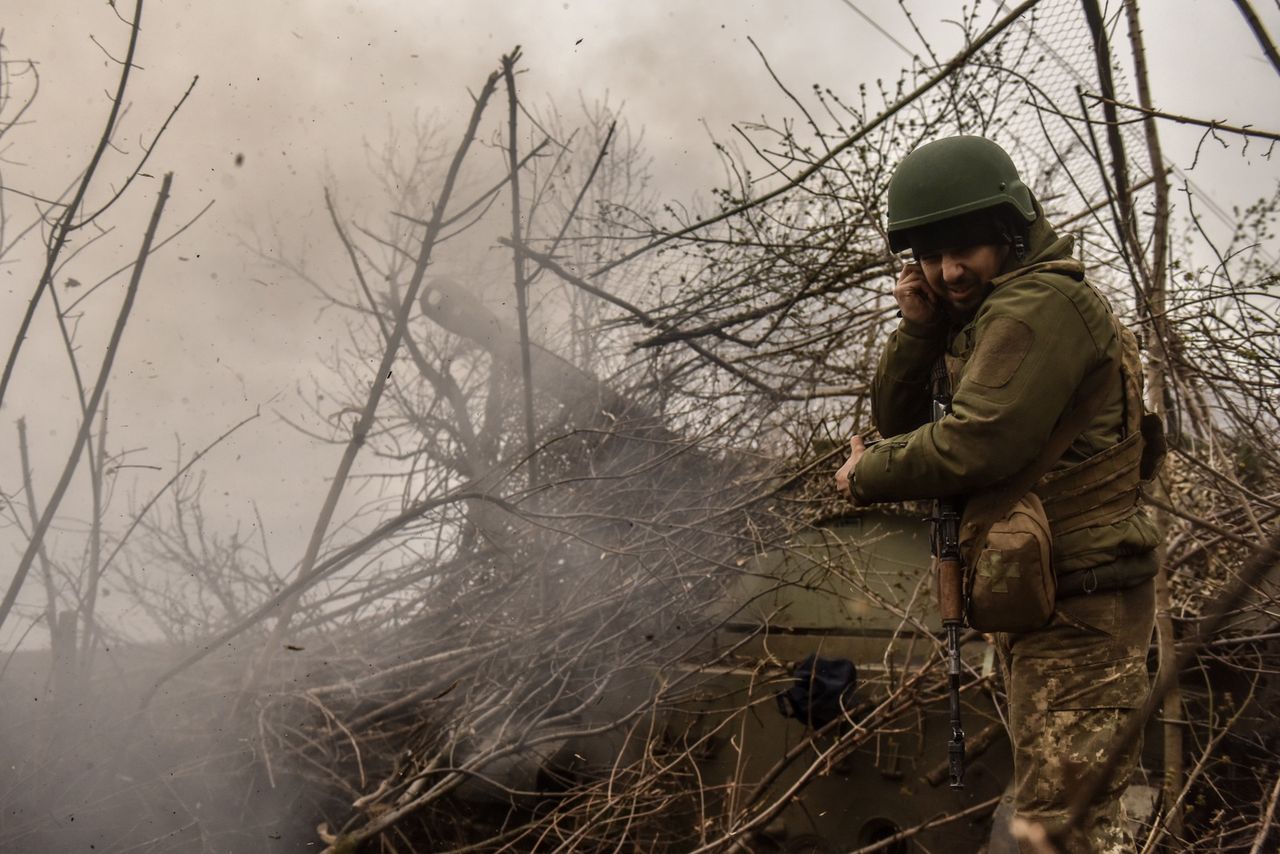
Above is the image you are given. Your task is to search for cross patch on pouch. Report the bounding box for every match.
[978,549,1021,593]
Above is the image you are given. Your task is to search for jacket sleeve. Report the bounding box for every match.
[870,316,948,438]
[853,277,1107,502]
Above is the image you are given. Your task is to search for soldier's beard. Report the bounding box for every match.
[941,281,992,322]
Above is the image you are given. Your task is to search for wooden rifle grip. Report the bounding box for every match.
[936,556,965,624]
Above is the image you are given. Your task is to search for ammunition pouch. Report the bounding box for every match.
[1035,407,1166,535]
[1037,430,1144,534]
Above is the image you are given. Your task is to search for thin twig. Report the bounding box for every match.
[95,410,260,580]
[585,0,1044,279]
[0,172,172,633]
[502,48,538,481]
[502,237,783,398]
[1231,0,1280,78]
[1248,770,1280,854]
[238,66,503,698]
[0,0,146,409]
[1084,92,1280,143]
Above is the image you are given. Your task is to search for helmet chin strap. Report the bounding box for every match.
[1013,233,1027,260]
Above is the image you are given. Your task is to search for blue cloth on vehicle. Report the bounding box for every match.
[775,653,857,729]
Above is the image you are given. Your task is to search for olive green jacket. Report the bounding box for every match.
[852,213,1159,571]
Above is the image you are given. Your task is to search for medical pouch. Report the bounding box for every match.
[960,491,1056,633]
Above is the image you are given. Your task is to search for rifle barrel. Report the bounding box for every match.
[932,372,967,789]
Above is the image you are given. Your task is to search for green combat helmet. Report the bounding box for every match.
[886,136,1037,253]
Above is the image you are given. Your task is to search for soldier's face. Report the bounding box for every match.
[917,243,1009,314]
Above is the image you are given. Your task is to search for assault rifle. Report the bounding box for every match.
[930,359,966,789]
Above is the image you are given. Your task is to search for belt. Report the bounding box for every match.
[1056,551,1159,600]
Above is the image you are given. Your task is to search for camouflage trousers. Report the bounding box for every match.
[996,578,1155,854]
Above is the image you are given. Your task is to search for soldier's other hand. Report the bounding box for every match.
[894,262,939,325]
[835,435,867,503]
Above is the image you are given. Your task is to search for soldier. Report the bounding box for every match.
[835,136,1161,853]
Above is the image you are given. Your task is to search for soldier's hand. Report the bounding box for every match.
[894,262,939,325]
[835,435,867,503]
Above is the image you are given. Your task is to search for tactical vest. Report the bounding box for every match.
[1035,315,1164,534]
[943,264,1165,542]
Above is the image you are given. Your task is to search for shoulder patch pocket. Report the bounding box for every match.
[968,315,1034,389]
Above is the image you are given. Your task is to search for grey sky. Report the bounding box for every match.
[1,0,1276,646]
